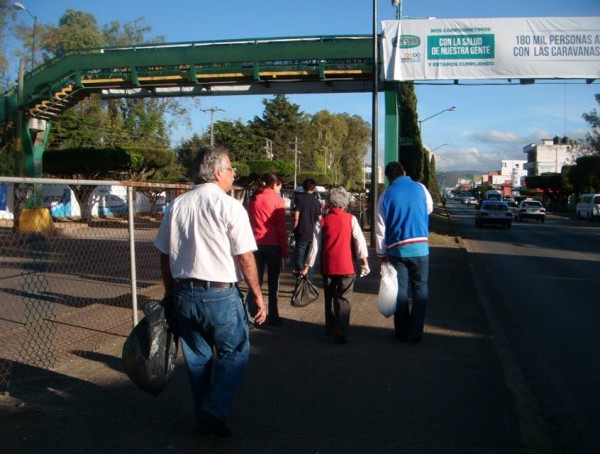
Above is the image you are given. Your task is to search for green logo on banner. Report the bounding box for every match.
[392,35,421,49]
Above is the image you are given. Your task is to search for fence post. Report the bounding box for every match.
[127,186,139,326]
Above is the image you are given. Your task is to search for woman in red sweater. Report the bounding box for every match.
[247,173,289,326]
[299,187,369,343]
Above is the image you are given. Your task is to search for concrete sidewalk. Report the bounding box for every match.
[0,210,554,453]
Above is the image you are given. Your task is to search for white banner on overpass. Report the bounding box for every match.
[381,17,600,81]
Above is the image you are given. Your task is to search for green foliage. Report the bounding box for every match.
[174,134,205,177]
[427,154,442,203]
[247,160,294,178]
[43,147,133,179]
[297,171,331,186]
[398,82,424,182]
[582,93,600,153]
[232,161,250,177]
[249,95,309,162]
[122,146,173,180]
[214,120,263,161]
[568,154,600,193]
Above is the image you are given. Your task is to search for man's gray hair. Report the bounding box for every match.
[191,145,230,184]
[327,186,350,209]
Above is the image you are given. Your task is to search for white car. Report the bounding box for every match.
[576,193,600,221]
[475,201,513,228]
[517,199,546,223]
[463,197,478,206]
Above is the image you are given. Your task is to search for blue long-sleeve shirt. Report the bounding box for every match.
[375,177,433,258]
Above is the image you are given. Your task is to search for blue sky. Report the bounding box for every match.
[6,0,600,172]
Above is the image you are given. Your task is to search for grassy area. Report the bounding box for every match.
[429,206,460,248]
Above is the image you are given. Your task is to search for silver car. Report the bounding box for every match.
[517,200,546,223]
[475,201,513,228]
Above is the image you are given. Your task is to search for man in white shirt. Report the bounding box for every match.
[154,146,266,438]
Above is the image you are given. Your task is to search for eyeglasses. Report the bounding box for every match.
[221,166,236,174]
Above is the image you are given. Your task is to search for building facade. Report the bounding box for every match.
[523,138,572,176]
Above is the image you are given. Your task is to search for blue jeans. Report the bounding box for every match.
[388,255,429,338]
[246,245,282,319]
[294,240,316,279]
[174,282,249,420]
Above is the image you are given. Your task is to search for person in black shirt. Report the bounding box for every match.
[292,178,322,277]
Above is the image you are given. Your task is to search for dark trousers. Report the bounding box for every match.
[323,274,356,339]
[247,245,282,319]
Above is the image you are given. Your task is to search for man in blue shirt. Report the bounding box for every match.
[375,162,433,343]
[292,178,322,275]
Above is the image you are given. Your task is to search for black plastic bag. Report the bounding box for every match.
[290,275,319,308]
[122,297,178,395]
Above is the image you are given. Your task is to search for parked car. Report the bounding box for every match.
[475,201,513,228]
[575,193,600,221]
[517,199,546,223]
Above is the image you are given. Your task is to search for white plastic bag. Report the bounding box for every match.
[378,262,397,318]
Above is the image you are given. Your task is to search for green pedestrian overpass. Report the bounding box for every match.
[1,34,404,177]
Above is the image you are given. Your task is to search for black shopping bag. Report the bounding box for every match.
[122,297,178,395]
[290,275,319,308]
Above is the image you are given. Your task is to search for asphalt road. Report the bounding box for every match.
[448,200,600,452]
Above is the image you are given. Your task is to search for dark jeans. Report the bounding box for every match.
[294,240,315,279]
[389,255,429,339]
[174,282,249,421]
[247,245,282,319]
[323,274,356,339]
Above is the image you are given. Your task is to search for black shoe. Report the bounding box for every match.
[333,335,348,344]
[197,412,232,439]
[408,334,423,343]
[394,332,409,342]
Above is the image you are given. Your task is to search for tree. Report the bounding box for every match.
[43,10,104,58]
[307,110,348,181]
[338,114,371,189]
[399,82,426,183]
[568,154,600,193]
[525,173,572,208]
[0,0,12,92]
[44,147,135,224]
[582,93,600,153]
[35,10,186,182]
[249,95,309,163]
[213,120,263,161]
[428,154,442,203]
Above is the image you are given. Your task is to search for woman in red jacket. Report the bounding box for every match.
[247,173,289,326]
[299,186,369,343]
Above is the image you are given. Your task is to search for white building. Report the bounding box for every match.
[363,164,384,188]
[498,159,527,187]
[523,138,573,176]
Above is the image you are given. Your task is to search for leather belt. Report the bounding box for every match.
[176,278,234,289]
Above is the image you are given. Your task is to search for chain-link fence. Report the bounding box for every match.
[0,177,370,394]
[0,177,191,394]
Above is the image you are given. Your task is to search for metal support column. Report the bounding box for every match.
[384,83,400,170]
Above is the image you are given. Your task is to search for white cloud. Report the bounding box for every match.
[466,130,523,143]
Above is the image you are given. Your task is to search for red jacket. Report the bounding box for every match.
[247,187,289,258]
[320,208,355,275]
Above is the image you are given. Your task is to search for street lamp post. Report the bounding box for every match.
[430,143,449,153]
[13,2,37,72]
[418,106,456,132]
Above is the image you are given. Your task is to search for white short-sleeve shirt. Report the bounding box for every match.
[154,183,257,282]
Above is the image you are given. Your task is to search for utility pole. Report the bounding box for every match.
[264,138,273,159]
[201,107,224,146]
[292,136,300,189]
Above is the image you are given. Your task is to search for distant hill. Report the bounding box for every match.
[436,170,486,187]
